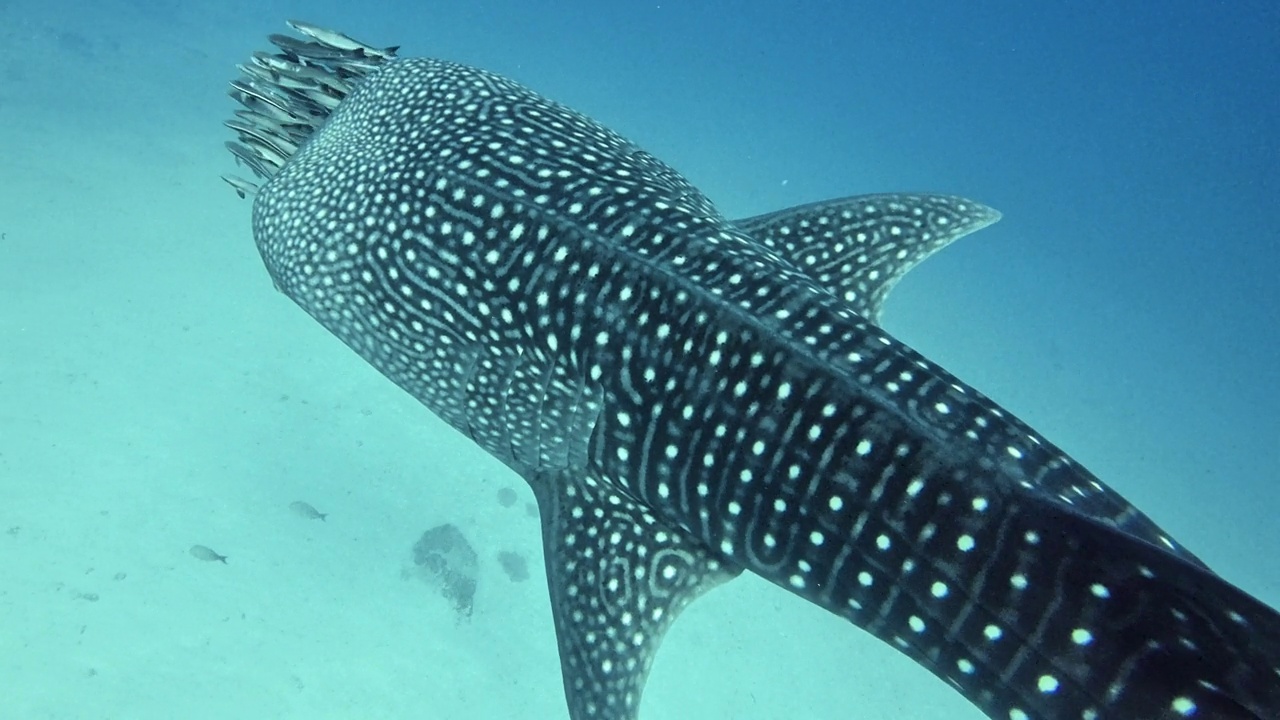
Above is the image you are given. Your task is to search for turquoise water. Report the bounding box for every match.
[1,1,1276,718]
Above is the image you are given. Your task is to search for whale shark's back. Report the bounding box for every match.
[235,38,1280,720]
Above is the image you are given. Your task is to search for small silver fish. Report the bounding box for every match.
[224,140,274,179]
[300,87,343,111]
[189,545,228,563]
[229,91,304,125]
[250,52,351,94]
[228,78,290,113]
[234,108,309,144]
[225,117,289,152]
[237,130,296,164]
[289,501,328,521]
[285,20,400,59]
[267,33,351,62]
[220,175,259,199]
[235,61,279,85]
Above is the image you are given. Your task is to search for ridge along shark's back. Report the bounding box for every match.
[228,25,1280,720]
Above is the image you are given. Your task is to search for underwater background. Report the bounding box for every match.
[1,1,1276,718]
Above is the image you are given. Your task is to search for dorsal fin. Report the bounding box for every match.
[533,468,741,719]
[735,193,1001,323]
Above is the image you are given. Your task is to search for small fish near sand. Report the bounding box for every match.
[189,545,227,564]
[288,500,327,521]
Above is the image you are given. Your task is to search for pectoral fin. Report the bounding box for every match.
[534,468,742,719]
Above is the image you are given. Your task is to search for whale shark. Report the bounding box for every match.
[222,23,1280,720]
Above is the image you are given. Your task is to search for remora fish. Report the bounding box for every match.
[220,174,258,199]
[285,19,400,59]
[227,22,1280,720]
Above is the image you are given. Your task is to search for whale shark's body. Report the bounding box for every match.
[228,26,1280,720]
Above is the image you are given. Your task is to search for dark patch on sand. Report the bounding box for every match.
[497,551,529,582]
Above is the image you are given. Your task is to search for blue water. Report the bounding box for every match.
[1,1,1276,718]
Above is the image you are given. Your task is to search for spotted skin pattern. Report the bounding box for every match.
[249,55,1280,719]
